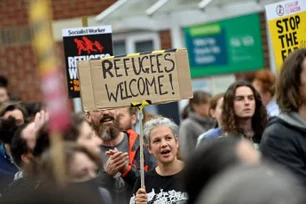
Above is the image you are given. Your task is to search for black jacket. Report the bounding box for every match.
[260,112,306,188]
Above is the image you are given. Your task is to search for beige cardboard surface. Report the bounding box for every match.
[78,49,193,111]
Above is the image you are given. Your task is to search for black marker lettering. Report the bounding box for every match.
[123,58,130,76]
[164,53,175,73]
[129,79,138,97]
[105,84,119,102]
[149,55,157,74]
[157,75,168,95]
[102,60,114,79]
[137,77,146,95]
[145,76,157,95]
[114,59,122,77]
[156,54,163,73]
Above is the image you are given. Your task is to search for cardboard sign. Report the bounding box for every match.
[62,26,113,98]
[78,49,193,111]
[265,0,306,73]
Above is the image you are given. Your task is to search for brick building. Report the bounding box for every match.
[0,0,274,118]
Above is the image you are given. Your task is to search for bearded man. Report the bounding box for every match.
[86,109,156,204]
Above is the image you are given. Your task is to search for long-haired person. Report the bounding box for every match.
[202,80,267,148]
[130,117,187,204]
[261,48,306,189]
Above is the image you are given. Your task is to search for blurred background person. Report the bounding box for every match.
[39,142,112,203]
[131,117,187,204]
[0,175,107,204]
[2,113,102,198]
[184,137,260,204]
[253,69,279,117]
[197,93,224,147]
[179,91,215,160]
[10,110,48,180]
[261,48,306,190]
[0,76,9,105]
[196,164,305,204]
[0,103,28,193]
[117,107,138,132]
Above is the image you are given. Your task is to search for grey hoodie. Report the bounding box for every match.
[261,111,306,189]
[277,112,306,130]
[179,112,215,160]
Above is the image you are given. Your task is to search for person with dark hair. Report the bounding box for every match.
[0,117,19,193]
[0,102,28,125]
[131,117,187,204]
[196,164,305,204]
[202,80,268,148]
[261,48,306,189]
[197,93,224,147]
[184,137,260,204]
[0,103,28,192]
[253,69,280,117]
[179,91,215,160]
[10,110,49,180]
[2,113,102,198]
[0,76,9,105]
[85,109,156,204]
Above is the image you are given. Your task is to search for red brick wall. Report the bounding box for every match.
[159,30,172,50]
[0,0,115,103]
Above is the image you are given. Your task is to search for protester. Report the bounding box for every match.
[253,69,280,117]
[10,110,49,180]
[184,137,260,204]
[261,48,306,189]
[117,107,138,132]
[0,103,28,192]
[202,80,267,148]
[0,76,9,105]
[131,117,187,204]
[2,113,102,198]
[0,102,28,126]
[196,93,224,147]
[196,164,305,204]
[86,109,156,204]
[179,91,215,160]
[39,142,112,203]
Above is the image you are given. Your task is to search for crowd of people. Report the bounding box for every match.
[0,48,306,203]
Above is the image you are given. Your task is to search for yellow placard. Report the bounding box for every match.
[266,0,306,74]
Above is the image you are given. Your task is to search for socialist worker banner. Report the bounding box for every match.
[265,0,306,74]
[62,26,113,98]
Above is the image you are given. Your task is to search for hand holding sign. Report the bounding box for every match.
[78,48,193,189]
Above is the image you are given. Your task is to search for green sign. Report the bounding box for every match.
[184,13,264,78]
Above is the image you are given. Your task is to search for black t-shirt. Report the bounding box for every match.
[130,168,188,204]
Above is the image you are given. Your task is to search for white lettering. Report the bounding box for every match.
[69,68,78,80]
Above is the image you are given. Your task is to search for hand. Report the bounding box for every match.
[104,151,129,176]
[135,188,147,204]
[34,110,49,130]
[105,147,119,156]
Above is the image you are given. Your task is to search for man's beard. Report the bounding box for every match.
[91,114,121,141]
